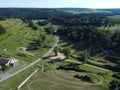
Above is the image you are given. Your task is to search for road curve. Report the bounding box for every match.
[0,36,59,83]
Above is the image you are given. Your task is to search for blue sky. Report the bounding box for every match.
[0,0,120,8]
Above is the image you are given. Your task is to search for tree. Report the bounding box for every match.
[109,80,120,90]
[44,26,55,35]
[81,50,88,64]
[28,21,38,30]
[63,48,70,59]
[53,47,58,56]
[38,20,49,26]
[0,25,6,35]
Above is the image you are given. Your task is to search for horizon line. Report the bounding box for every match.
[0,7,120,9]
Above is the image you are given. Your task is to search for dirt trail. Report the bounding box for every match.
[16,47,35,56]
[50,52,66,60]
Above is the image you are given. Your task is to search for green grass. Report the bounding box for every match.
[0,19,57,63]
[0,58,113,90]
[61,61,107,74]
[0,18,115,90]
[99,25,120,31]
[99,72,114,90]
[0,19,39,62]
[44,63,51,72]
[92,75,100,83]
[20,64,100,90]
[78,64,107,73]
[108,15,120,19]
[0,66,37,90]
[56,34,115,90]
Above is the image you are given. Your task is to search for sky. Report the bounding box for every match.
[0,0,120,8]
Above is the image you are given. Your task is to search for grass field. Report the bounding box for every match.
[20,59,102,90]
[108,15,120,19]
[0,19,57,63]
[0,19,39,62]
[17,55,114,90]
[65,10,110,14]
[0,66,37,90]
[20,71,100,90]
[0,53,114,90]
[99,25,120,31]
[99,15,120,31]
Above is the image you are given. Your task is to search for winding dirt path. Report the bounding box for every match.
[28,79,84,90]
[55,70,104,85]
[27,70,101,90]
[16,47,35,56]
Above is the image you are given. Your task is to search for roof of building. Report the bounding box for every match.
[0,58,9,65]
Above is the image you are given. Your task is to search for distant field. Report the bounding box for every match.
[65,10,110,14]
[98,15,120,31]
[108,15,120,19]
[99,25,120,31]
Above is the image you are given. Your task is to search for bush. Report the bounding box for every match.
[82,75,93,82]
[57,62,86,72]
[38,20,49,26]
[0,25,6,35]
[28,21,38,30]
[109,80,120,90]
[44,26,55,35]
[112,73,120,79]
[74,74,95,83]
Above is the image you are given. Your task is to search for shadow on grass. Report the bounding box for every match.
[48,58,65,64]
[16,53,27,58]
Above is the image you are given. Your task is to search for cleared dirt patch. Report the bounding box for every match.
[50,52,66,60]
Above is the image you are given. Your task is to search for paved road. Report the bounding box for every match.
[0,62,21,79]
[0,36,59,83]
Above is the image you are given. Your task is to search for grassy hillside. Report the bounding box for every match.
[0,19,57,63]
